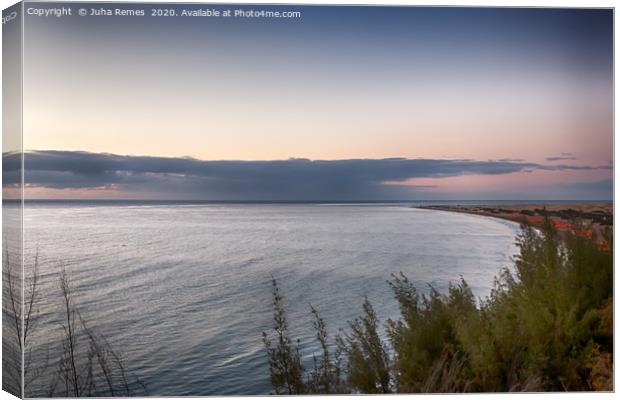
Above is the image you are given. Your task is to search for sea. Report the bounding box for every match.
[16,201,521,396]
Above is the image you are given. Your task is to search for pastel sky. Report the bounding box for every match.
[15,4,613,200]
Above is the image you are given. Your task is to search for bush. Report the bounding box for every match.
[264,219,613,393]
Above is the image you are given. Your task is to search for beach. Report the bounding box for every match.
[417,202,613,250]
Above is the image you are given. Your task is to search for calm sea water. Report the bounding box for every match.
[21,203,519,396]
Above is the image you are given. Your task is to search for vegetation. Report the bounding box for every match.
[48,269,146,397]
[262,278,306,394]
[263,219,613,393]
[2,246,146,397]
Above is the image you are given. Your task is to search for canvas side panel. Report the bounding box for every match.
[3,2,24,398]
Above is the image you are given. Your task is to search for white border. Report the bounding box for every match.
[0,1,616,400]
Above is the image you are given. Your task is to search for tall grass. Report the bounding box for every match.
[263,219,613,393]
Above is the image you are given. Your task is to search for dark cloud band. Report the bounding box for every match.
[2,150,612,200]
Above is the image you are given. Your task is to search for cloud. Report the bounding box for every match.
[495,158,524,162]
[560,179,613,192]
[1,150,613,200]
[545,152,577,162]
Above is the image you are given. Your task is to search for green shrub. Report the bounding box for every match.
[262,278,305,395]
[264,219,613,393]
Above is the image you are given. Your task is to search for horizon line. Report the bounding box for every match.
[9,199,614,204]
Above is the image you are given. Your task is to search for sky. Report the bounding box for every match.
[12,4,613,200]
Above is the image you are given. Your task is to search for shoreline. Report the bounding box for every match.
[416,202,613,250]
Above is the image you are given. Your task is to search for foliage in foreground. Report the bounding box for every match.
[2,246,146,397]
[263,221,613,393]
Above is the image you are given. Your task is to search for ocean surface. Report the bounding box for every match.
[20,202,520,396]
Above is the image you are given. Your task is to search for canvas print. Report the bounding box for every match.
[2,2,614,397]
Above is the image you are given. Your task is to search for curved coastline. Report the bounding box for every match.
[416,202,611,230]
[413,204,523,232]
